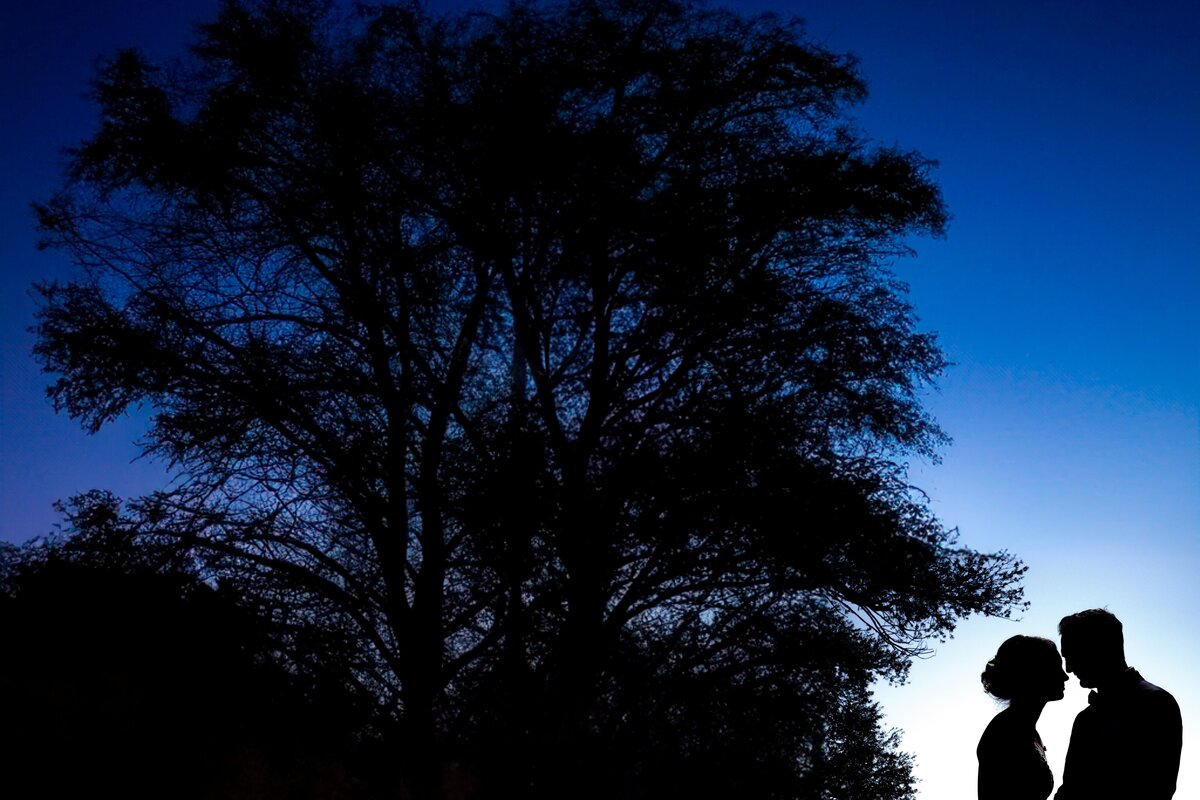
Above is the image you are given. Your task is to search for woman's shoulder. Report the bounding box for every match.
[977,708,1021,757]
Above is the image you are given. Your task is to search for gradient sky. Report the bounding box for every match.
[2,2,1197,798]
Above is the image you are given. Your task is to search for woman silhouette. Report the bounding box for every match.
[977,635,1069,800]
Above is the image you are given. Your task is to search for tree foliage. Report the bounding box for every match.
[30,0,1026,796]
[0,492,390,798]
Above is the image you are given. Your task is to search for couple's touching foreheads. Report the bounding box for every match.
[977,608,1183,800]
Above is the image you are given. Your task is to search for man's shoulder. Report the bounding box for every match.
[1125,671,1182,728]
[1130,672,1179,706]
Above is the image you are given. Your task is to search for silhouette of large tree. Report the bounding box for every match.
[31,0,1025,797]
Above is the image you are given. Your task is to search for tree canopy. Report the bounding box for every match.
[30,0,1026,797]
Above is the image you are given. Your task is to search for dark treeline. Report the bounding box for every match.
[12,0,1026,797]
[0,494,390,798]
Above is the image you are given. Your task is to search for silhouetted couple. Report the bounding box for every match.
[977,609,1182,800]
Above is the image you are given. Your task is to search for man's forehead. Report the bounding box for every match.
[1060,632,1095,651]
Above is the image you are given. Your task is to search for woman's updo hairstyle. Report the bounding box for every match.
[981,635,1057,701]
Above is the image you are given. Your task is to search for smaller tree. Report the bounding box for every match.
[0,491,389,799]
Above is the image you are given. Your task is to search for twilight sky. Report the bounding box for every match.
[1,2,1197,798]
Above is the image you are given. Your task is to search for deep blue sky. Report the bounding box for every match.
[2,2,1197,798]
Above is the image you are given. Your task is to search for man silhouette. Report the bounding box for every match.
[1055,609,1182,799]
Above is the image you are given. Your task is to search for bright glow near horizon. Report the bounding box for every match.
[873,362,1200,800]
[873,365,1200,799]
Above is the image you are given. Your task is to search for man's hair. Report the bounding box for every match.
[1059,608,1124,653]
